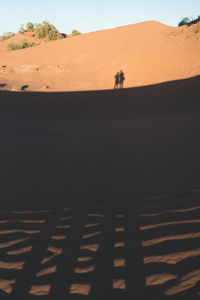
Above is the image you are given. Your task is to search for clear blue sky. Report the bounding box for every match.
[0,0,199,35]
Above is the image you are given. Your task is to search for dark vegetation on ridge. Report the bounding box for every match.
[178,16,200,27]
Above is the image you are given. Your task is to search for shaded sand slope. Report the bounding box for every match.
[0,76,200,298]
[0,75,200,119]
[0,21,200,91]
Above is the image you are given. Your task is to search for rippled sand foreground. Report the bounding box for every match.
[0,76,200,299]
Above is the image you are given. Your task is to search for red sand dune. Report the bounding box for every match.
[0,21,200,299]
[0,21,200,91]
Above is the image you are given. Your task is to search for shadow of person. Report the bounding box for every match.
[114,72,120,90]
[119,70,125,89]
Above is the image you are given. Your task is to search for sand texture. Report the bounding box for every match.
[0,21,200,91]
[0,75,200,298]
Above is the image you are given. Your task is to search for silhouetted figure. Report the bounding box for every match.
[119,70,125,89]
[114,72,120,89]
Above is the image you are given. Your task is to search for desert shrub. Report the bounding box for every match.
[0,32,15,41]
[48,26,62,40]
[178,17,191,27]
[12,86,22,90]
[7,39,35,51]
[71,29,81,36]
[36,21,63,40]
[37,25,46,38]
[17,21,64,40]
[26,22,34,32]
[18,25,26,34]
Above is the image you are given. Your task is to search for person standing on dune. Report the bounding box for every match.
[119,70,125,89]
[114,72,120,89]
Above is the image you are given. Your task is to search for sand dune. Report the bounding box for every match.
[0,21,200,91]
[0,19,200,298]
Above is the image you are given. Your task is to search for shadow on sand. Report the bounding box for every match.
[21,85,29,91]
[0,75,200,119]
[0,76,200,299]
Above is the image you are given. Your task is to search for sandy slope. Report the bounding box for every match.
[0,31,43,53]
[0,21,200,91]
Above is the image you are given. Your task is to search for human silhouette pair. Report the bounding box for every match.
[114,70,125,89]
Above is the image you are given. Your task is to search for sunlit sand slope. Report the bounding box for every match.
[0,21,200,91]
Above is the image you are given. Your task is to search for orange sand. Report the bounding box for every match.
[0,21,200,91]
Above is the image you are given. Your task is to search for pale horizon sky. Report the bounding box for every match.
[0,0,199,36]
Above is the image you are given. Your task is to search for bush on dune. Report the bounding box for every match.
[12,86,22,90]
[36,21,63,40]
[71,29,81,36]
[7,39,35,51]
[26,22,34,32]
[0,32,15,41]
[19,23,35,34]
[18,21,63,40]
[18,25,26,34]
[178,17,191,27]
